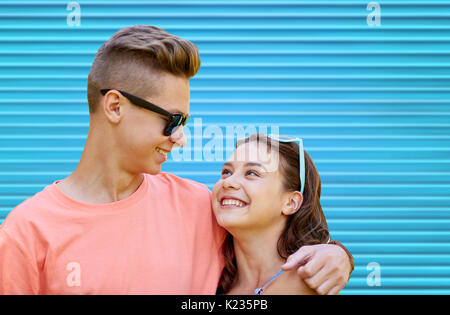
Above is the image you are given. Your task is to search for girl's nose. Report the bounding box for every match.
[223,175,240,190]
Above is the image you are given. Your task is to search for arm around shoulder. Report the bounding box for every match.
[328,240,354,275]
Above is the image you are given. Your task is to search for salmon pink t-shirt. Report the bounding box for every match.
[0,172,226,294]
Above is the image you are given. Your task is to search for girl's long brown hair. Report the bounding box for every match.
[218,133,330,293]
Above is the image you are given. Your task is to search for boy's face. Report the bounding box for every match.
[111,72,190,175]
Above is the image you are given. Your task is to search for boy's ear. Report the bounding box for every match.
[282,191,303,216]
[102,90,123,123]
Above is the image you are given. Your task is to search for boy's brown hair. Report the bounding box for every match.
[87,25,201,114]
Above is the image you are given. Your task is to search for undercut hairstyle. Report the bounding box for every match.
[87,25,201,114]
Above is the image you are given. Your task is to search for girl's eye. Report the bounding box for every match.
[221,169,231,176]
[246,170,259,177]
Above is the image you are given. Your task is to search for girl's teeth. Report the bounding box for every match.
[221,199,246,207]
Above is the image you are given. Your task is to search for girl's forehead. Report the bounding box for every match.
[228,142,281,172]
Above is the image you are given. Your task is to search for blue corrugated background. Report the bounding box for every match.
[1,0,449,294]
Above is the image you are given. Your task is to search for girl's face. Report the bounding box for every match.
[212,141,292,233]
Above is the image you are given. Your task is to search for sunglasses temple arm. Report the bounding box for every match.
[298,139,305,194]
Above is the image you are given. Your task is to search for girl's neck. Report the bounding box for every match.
[230,225,286,293]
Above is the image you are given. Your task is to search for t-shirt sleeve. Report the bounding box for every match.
[0,228,40,294]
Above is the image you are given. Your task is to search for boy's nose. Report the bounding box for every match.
[169,126,187,147]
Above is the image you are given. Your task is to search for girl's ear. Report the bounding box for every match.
[282,191,303,216]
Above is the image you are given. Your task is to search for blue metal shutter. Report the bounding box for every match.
[1,0,449,294]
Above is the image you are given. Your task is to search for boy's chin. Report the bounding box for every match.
[141,162,163,175]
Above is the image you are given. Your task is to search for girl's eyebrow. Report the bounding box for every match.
[223,162,267,171]
[244,162,268,171]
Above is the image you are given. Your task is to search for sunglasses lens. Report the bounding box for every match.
[164,115,184,136]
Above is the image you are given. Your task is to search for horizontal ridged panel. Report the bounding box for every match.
[1,0,449,294]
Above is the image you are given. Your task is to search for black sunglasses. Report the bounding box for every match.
[100,89,190,137]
